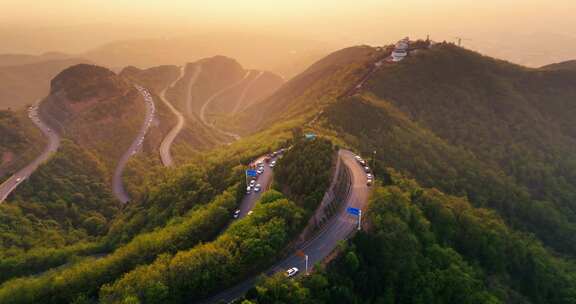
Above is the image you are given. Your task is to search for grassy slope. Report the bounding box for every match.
[234,45,381,134]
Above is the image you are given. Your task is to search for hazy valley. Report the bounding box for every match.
[1,13,576,304]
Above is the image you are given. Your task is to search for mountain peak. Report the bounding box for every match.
[50,64,131,102]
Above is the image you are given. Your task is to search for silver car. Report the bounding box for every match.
[286,267,299,278]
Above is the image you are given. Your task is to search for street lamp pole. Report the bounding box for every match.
[372,150,377,173]
[305,254,309,275]
[358,210,362,231]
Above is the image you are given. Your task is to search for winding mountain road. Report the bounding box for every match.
[199,149,370,303]
[232,71,264,114]
[158,65,202,167]
[199,72,250,142]
[184,64,203,122]
[111,86,156,203]
[0,102,60,203]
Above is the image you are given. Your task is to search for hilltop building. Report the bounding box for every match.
[391,37,410,62]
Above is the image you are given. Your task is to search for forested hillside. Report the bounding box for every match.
[319,44,576,257]
[543,60,576,71]
[235,45,383,134]
[0,115,298,302]
[0,110,46,181]
[40,64,147,170]
[245,170,576,304]
[3,40,576,304]
[1,140,117,257]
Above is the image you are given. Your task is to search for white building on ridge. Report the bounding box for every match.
[391,37,410,62]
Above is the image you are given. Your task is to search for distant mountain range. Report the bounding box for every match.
[0,57,92,110]
[542,59,576,71]
[2,40,576,303]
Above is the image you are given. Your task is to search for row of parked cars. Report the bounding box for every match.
[354,155,374,185]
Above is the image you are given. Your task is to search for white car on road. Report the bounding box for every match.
[254,184,261,192]
[286,267,299,278]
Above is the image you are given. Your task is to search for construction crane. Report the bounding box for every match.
[453,36,471,46]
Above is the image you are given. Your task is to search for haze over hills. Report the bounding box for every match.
[166,56,284,143]
[0,52,71,67]
[81,34,330,78]
[2,37,576,304]
[0,57,92,110]
[3,0,576,302]
[234,45,383,133]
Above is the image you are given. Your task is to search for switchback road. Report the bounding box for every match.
[199,72,250,142]
[199,149,370,303]
[0,102,60,203]
[112,86,156,203]
[158,65,203,167]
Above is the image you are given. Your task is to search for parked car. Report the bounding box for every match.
[364,166,371,173]
[248,211,253,216]
[367,179,373,186]
[254,184,261,192]
[233,209,241,219]
[250,180,256,187]
[286,267,299,277]
[246,186,252,194]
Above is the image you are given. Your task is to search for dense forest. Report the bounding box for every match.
[3,42,576,304]
[0,112,332,303]
[243,170,576,304]
[0,187,239,303]
[319,45,576,256]
[99,192,305,303]
[274,134,334,212]
[1,140,117,252]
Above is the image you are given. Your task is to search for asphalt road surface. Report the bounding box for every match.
[112,86,156,203]
[231,70,264,114]
[199,72,250,142]
[185,64,203,121]
[0,102,60,203]
[159,65,202,167]
[236,155,276,219]
[199,149,371,303]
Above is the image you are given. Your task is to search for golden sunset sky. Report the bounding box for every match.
[2,0,576,66]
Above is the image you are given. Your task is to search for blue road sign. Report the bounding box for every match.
[305,133,317,140]
[347,207,360,216]
[246,170,258,177]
